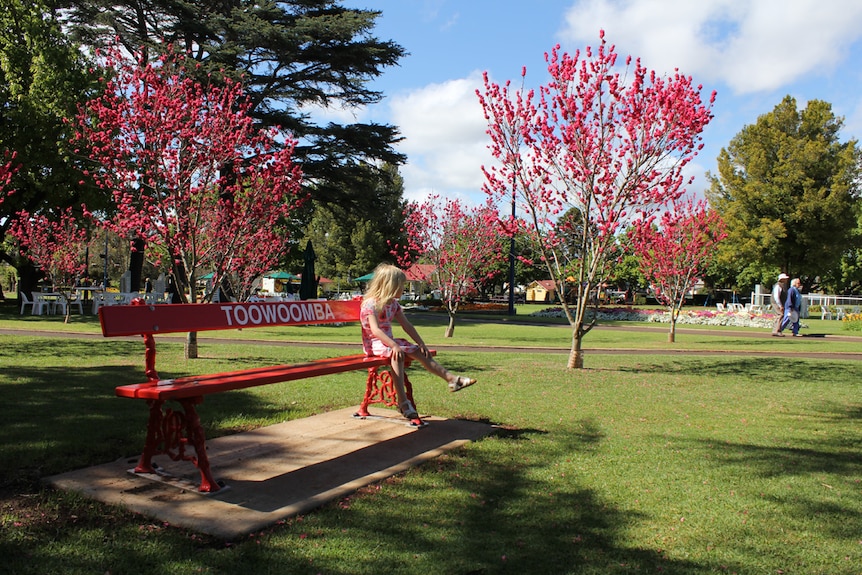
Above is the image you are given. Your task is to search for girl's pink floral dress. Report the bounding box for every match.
[360,298,418,358]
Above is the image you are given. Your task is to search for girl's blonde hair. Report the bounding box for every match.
[363,263,406,311]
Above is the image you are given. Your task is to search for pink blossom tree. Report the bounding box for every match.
[0,153,15,193]
[72,47,305,357]
[631,198,726,342]
[7,206,89,323]
[399,196,506,337]
[478,32,715,368]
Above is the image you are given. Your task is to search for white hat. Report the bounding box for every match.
[778,273,789,280]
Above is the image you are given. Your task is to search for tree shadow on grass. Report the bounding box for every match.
[3,335,487,490]
[2,332,742,573]
[0,340,314,489]
[2,429,731,575]
[684,436,862,479]
[616,356,862,382]
[290,423,733,575]
[672,431,862,544]
[653,390,862,556]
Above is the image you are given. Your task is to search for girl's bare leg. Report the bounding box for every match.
[406,350,476,390]
[406,350,451,381]
[389,355,417,417]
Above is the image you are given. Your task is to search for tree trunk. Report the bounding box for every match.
[567,348,584,369]
[16,263,41,302]
[444,312,455,338]
[668,306,679,343]
[129,236,145,292]
[185,331,198,359]
[567,329,584,369]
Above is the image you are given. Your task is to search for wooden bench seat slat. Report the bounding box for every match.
[115,353,392,400]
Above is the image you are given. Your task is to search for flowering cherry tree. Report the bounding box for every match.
[631,197,726,342]
[73,47,305,356]
[399,196,505,337]
[7,206,89,323]
[478,32,715,368]
[0,153,15,194]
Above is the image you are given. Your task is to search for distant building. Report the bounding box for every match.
[404,264,436,299]
[526,280,557,302]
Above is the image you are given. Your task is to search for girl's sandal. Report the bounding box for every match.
[448,376,477,392]
[399,400,419,420]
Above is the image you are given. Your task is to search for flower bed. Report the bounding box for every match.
[530,306,775,329]
[842,313,862,331]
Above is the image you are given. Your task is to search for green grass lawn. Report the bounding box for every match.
[2,300,858,353]
[1,301,861,574]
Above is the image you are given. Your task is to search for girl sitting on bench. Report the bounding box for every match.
[360,263,476,420]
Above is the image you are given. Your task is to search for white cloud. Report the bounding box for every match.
[389,72,493,202]
[561,0,862,95]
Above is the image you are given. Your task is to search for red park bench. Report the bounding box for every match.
[99,298,432,493]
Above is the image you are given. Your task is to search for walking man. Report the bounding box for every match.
[771,273,790,336]
[787,278,803,336]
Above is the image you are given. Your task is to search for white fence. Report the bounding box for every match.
[750,284,862,319]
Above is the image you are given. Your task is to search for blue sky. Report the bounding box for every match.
[335,0,862,204]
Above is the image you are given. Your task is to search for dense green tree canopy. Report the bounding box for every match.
[706,96,861,291]
[300,163,407,284]
[0,0,100,216]
[58,0,407,215]
[0,0,101,286]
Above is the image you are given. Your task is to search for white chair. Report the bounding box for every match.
[47,292,69,315]
[836,307,846,320]
[30,292,52,315]
[64,292,85,314]
[19,292,37,315]
[91,291,112,314]
[118,292,137,304]
[821,307,833,320]
[53,296,66,315]
[715,303,725,312]
[119,271,131,293]
[153,273,166,296]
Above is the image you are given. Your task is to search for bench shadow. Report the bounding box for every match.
[211,418,493,513]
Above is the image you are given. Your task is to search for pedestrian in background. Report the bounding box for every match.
[771,273,790,336]
[787,278,803,336]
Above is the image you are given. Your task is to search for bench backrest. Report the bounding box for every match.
[99,299,361,337]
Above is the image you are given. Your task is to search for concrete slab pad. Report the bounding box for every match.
[45,407,493,539]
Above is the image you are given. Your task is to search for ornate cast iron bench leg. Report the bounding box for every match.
[132,396,220,493]
[356,365,420,421]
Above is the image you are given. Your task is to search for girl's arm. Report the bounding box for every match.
[394,308,431,354]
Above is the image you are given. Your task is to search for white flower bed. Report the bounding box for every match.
[530,306,775,329]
